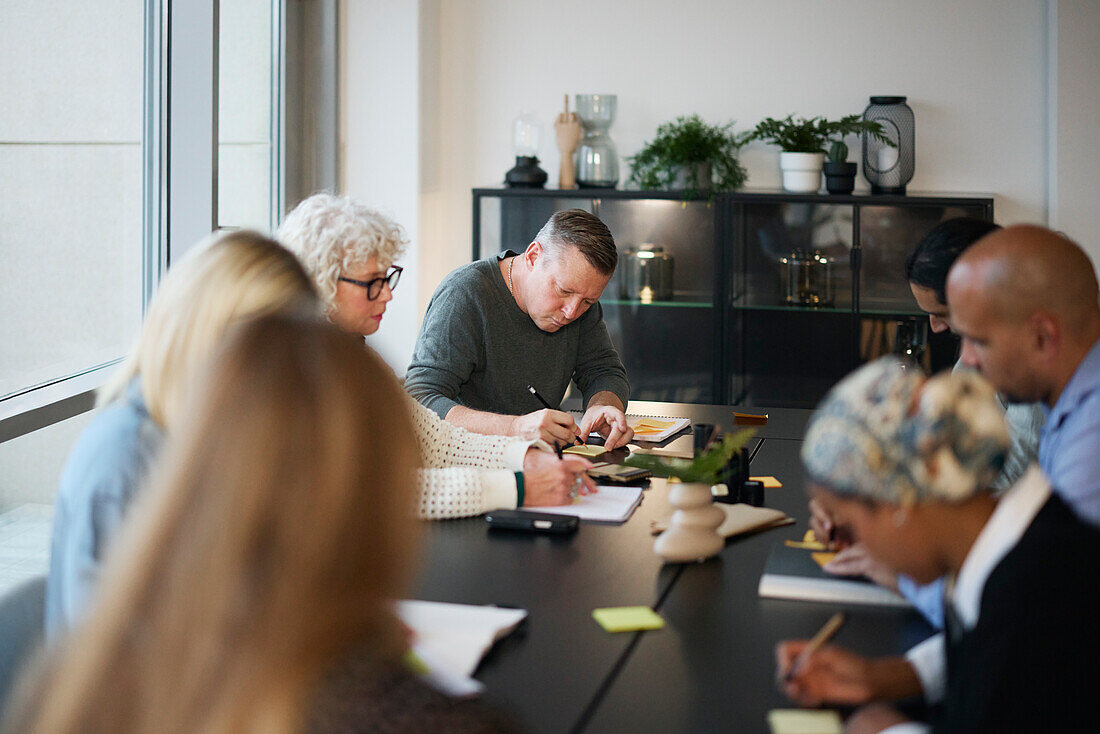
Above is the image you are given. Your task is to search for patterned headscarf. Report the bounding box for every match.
[801,357,1009,504]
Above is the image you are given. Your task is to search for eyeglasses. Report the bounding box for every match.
[338,266,403,300]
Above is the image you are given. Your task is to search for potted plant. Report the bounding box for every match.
[624,430,755,562]
[749,114,892,193]
[626,114,750,200]
[823,141,858,194]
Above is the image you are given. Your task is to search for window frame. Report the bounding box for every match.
[1,0,222,442]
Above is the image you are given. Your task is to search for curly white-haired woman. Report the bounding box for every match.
[278,193,594,519]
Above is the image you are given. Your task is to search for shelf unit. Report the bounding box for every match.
[472,187,993,408]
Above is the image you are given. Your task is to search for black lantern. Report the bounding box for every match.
[504,111,547,188]
[862,96,914,195]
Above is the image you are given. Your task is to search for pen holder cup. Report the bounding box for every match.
[715,448,751,504]
[692,423,717,456]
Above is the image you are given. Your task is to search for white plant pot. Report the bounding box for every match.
[779,152,824,193]
[653,482,725,563]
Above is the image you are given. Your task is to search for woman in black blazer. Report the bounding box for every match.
[777,357,1100,734]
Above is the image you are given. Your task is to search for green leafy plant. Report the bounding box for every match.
[623,429,756,485]
[750,114,894,154]
[627,114,750,199]
[827,141,849,163]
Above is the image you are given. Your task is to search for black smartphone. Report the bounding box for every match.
[587,462,652,484]
[485,509,579,534]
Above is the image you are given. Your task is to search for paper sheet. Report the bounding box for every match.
[652,503,791,538]
[397,600,527,696]
[750,475,783,488]
[535,484,644,523]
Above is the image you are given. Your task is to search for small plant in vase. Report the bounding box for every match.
[749,114,893,193]
[824,141,858,195]
[626,114,750,200]
[624,429,755,562]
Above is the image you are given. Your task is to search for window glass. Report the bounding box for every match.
[218,0,277,230]
[0,1,145,398]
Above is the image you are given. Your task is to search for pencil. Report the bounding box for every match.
[526,385,582,445]
[526,384,554,411]
[784,612,846,682]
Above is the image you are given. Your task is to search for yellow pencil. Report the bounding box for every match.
[785,612,846,682]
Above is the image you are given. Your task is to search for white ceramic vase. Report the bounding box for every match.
[653,482,725,563]
[779,151,824,193]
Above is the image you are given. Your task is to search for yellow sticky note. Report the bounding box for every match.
[750,475,783,489]
[811,552,838,569]
[563,444,606,458]
[592,606,665,633]
[635,418,674,429]
[785,540,828,550]
[767,709,842,734]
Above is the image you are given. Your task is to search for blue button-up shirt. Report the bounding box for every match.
[45,380,164,636]
[1039,337,1100,529]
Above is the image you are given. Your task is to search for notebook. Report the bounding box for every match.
[397,600,528,696]
[626,415,692,443]
[757,540,911,608]
[535,484,644,524]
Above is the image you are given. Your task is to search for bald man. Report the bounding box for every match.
[947,224,1100,526]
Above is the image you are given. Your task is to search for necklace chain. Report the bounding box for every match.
[507,256,515,295]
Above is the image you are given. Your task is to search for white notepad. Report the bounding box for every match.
[534,484,644,524]
[397,600,528,696]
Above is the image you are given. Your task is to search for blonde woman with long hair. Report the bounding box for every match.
[46,231,317,634]
[6,315,515,734]
[278,192,595,519]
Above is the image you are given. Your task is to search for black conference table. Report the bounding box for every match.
[413,402,935,734]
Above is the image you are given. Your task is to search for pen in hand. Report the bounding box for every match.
[526,384,583,445]
[784,612,846,682]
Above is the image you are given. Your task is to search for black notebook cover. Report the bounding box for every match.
[758,539,911,608]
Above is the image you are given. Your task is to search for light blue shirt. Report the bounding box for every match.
[897,372,1046,630]
[45,380,165,637]
[1039,338,1100,529]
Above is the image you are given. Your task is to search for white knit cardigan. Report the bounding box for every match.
[408,396,539,520]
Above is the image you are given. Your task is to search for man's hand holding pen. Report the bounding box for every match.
[512,408,583,446]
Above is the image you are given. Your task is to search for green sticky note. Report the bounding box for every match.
[563,444,606,458]
[592,606,665,633]
[766,709,842,734]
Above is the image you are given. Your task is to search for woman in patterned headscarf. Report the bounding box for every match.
[777,357,1100,734]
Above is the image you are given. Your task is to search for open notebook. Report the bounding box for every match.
[534,484,644,523]
[627,415,692,443]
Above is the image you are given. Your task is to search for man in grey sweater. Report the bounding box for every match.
[406,209,634,449]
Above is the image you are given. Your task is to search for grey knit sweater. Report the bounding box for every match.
[405,252,629,419]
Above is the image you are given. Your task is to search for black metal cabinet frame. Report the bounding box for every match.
[472,187,993,407]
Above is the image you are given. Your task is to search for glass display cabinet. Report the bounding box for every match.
[472,187,993,408]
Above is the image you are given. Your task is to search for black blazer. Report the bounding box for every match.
[937,493,1100,733]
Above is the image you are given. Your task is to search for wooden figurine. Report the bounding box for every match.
[555,94,581,189]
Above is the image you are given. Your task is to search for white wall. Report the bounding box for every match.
[340,0,421,374]
[1049,0,1100,251]
[340,0,1100,348]
[413,0,1060,316]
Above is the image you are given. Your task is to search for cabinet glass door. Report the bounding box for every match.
[729,202,857,407]
[858,204,989,313]
[598,198,716,403]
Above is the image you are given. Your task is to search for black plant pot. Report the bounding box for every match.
[823,161,857,195]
